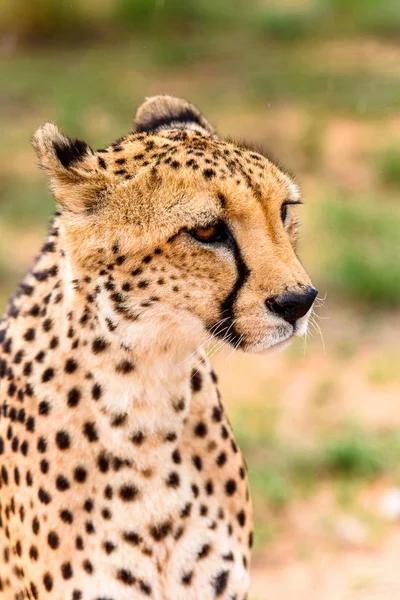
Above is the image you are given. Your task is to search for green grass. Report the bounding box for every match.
[3,0,400,44]
[242,419,400,506]
[321,432,386,479]
[240,421,400,550]
[0,177,53,227]
[379,148,400,187]
[314,195,400,307]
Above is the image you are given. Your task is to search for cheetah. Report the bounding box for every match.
[0,95,317,600]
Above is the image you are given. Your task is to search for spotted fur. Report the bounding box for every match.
[0,96,315,599]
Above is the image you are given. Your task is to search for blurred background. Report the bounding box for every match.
[1,0,400,597]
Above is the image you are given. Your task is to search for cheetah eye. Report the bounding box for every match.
[281,200,302,225]
[189,222,228,244]
[281,204,288,224]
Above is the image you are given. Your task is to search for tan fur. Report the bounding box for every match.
[0,96,315,599]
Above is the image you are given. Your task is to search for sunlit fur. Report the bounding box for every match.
[0,96,315,599]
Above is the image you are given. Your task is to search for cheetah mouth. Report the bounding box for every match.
[207,307,312,353]
[207,320,295,353]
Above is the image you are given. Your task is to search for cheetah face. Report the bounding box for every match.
[33,96,316,353]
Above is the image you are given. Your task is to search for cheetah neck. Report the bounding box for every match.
[5,217,212,465]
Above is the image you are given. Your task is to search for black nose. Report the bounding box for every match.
[266,287,318,324]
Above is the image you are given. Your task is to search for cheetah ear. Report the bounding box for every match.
[32,123,107,214]
[135,95,215,136]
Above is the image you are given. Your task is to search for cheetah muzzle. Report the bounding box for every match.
[0,95,316,599]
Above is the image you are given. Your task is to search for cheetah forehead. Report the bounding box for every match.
[33,95,296,245]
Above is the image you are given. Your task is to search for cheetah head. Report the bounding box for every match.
[32,96,317,354]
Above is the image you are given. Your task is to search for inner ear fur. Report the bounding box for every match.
[32,123,109,213]
[135,95,215,136]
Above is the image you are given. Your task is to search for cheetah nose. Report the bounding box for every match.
[266,287,317,324]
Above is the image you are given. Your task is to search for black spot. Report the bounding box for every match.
[166,471,180,488]
[117,568,136,586]
[172,449,181,464]
[131,431,144,445]
[150,521,171,541]
[221,425,229,439]
[104,485,113,499]
[119,484,139,502]
[38,488,51,505]
[111,413,127,427]
[43,572,53,591]
[50,336,59,349]
[41,367,55,382]
[61,561,73,579]
[123,531,142,545]
[84,499,94,513]
[97,452,109,473]
[37,437,47,453]
[116,360,134,374]
[56,430,70,450]
[60,509,73,524]
[194,422,208,437]
[225,479,237,496]
[83,422,98,442]
[191,369,202,392]
[65,358,78,373]
[216,452,227,467]
[213,570,229,596]
[180,502,192,518]
[32,517,40,534]
[56,475,70,491]
[182,571,193,585]
[83,558,94,573]
[24,328,35,342]
[67,387,81,408]
[74,466,87,483]
[47,531,59,550]
[92,338,109,353]
[53,137,91,169]
[101,508,112,520]
[222,551,234,561]
[205,479,214,495]
[92,383,102,400]
[203,168,216,179]
[212,406,223,422]
[139,580,152,595]
[237,510,246,527]
[76,536,84,550]
[103,541,116,555]
[38,400,50,415]
[192,455,203,471]
[43,318,53,331]
[198,543,211,559]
